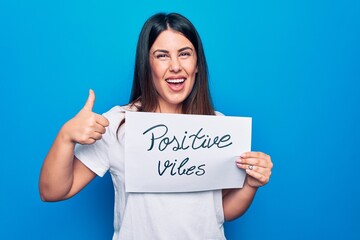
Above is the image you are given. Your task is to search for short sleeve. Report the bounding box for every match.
[74,106,126,177]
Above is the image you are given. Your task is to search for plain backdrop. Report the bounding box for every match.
[1,0,359,239]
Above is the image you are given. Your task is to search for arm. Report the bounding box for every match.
[222,152,273,221]
[39,90,109,202]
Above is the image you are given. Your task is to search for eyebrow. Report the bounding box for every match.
[152,47,194,55]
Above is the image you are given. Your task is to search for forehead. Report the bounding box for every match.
[150,29,194,50]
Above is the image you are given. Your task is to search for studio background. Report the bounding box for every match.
[1,0,359,239]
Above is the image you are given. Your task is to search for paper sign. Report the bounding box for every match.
[125,111,252,193]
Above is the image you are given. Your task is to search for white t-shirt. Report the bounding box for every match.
[75,106,226,240]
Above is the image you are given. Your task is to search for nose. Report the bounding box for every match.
[169,58,181,72]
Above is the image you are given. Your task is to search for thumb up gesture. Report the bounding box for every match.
[62,89,110,145]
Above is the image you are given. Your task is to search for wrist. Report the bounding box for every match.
[59,122,76,145]
[244,180,259,192]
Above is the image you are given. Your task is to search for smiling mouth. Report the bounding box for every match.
[165,78,185,84]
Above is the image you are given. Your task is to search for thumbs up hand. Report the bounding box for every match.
[62,89,110,145]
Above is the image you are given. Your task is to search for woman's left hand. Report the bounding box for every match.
[236,152,273,188]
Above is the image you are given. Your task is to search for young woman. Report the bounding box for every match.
[39,12,273,240]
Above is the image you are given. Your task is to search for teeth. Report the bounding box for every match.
[166,78,185,83]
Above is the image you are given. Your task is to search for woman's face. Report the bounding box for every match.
[149,29,197,113]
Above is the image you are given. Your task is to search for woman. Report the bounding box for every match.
[39,12,273,239]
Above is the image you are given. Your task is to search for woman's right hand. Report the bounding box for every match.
[62,89,110,145]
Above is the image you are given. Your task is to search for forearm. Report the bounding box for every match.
[39,125,76,201]
[39,90,109,201]
[222,182,258,221]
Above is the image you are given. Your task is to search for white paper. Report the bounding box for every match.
[125,111,252,193]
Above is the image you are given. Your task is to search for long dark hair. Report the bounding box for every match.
[129,12,214,115]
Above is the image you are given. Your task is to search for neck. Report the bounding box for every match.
[156,102,182,114]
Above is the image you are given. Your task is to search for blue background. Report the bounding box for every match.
[1,0,359,239]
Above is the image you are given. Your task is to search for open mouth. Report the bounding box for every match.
[165,78,185,84]
[165,78,186,91]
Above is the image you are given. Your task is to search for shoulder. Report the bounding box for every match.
[100,105,129,132]
[102,104,140,131]
[103,106,125,121]
[214,110,225,116]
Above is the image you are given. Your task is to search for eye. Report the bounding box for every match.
[179,51,192,58]
[155,53,170,60]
